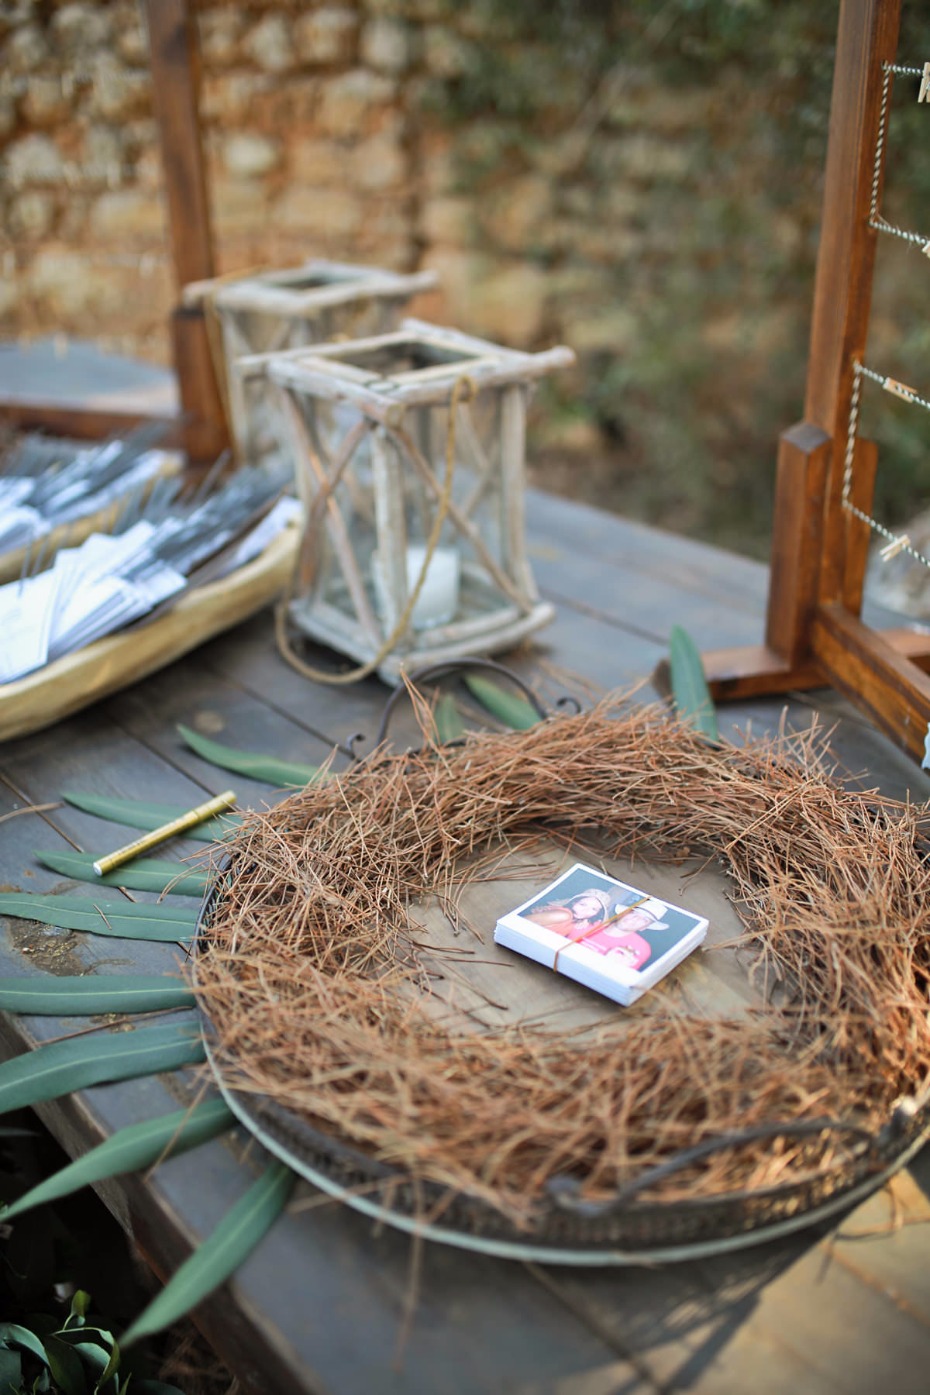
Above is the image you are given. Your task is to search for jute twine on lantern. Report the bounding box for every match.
[191,700,930,1248]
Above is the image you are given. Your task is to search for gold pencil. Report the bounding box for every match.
[92,789,238,877]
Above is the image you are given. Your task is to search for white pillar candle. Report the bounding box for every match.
[406,545,460,629]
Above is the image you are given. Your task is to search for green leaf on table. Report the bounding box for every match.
[177,724,320,788]
[433,693,465,744]
[34,851,207,898]
[0,893,197,942]
[1,1099,233,1223]
[122,1160,295,1347]
[463,674,541,730]
[0,974,194,1017]
[61,792,242,844]
[668,624,719,743]
[0,1021,205,1116]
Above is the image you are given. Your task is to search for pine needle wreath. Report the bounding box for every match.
[191,701,930,1242]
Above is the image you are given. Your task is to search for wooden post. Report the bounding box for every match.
[145,0,228,462]
[0,0,228,461]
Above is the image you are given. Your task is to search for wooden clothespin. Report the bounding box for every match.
[883,376,919,403]
[919,61,930,104]
[880,533,911,561]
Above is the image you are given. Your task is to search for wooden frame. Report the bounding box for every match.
[0,0,227,462]
[701,0,930,762]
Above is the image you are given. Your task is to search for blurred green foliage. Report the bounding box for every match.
[418,0,930,558]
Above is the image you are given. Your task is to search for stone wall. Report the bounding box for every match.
[4,1,927,551]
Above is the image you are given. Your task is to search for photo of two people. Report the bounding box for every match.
[516,865,702,976]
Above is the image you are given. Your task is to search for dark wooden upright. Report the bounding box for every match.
[0,0,228,462]
[701,0,930,762]
[145,0,228,462]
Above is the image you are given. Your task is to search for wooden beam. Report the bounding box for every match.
[807,0,900,604]
[145,0,228,460]
[697,626,930,707]
[764,422,831,665]
[0,399,221,462]
[812,602,930,761]
[144,0,215,292]
[170,305,229,462]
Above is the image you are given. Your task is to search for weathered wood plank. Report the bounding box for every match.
[688,1226,930,1394]
[4,471,930,1393]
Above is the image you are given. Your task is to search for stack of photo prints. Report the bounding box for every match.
[494,863,708,1006]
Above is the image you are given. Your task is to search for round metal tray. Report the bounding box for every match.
[192,662,930,1262]
[194,872,930,1265]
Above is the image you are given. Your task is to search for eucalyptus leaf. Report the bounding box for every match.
[2,1100,234,1223]
[0,1349,22,1390]
[0,1324,48,1366]
[61,793,242,844]
[177,724,320,788]
[63,1293,91,1330]
[56,1339,111,1379]
[0,894,197,943]
[434,693,465,744]
[668,624,720,743]
[52,1330,114,1352]
[93,1338,121,1394]
[0,1023,205,1116]
[463,674,542,730]
[34,852,208,898]
[0,975,194,1017]
[121,1161,295,1347]
[43,1335,88,1395]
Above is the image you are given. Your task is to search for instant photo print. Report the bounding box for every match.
[494,862,708,1006]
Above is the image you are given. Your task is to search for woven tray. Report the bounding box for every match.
[0,520,299,742]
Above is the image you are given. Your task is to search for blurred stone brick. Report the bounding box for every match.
[9,190,57,240]
[5,134,65,187]
[222,132,281,178]
[360,17,412,74]
[295,8,358,67]
[244,15,295,73]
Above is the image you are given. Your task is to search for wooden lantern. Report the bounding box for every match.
[264,319,575,683]
[184,261,436,466]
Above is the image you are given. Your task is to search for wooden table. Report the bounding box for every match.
[3,488,930,1395]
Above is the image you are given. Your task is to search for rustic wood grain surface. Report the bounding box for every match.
[2,485,930,1395]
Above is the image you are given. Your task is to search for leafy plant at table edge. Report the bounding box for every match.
[0,1288,184,1394]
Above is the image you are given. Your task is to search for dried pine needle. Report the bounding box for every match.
[190,700,930,1232]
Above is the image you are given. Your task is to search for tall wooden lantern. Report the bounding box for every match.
[186,261,437,466]
[265,319,575,683]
